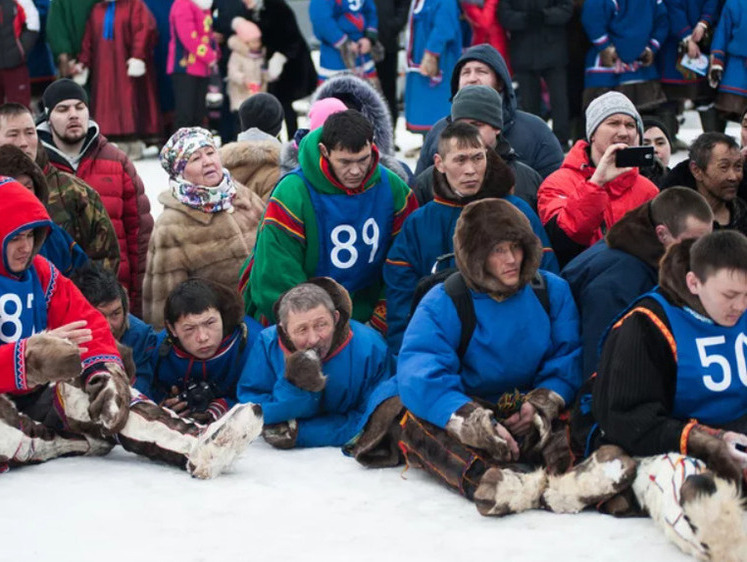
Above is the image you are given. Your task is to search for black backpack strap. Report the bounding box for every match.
[443,272,476,361]
[152,336,175,397]
[530,271,551,317]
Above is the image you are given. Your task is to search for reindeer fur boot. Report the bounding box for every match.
[187,402,264,479]
[474,466,548,516]
[633,453,747,561]
[542,445,637,513]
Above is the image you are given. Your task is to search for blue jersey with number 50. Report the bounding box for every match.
[647,291,747,425]
[298,169,393,294]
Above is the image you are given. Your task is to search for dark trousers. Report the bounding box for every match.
[375,49,399,129]
[171,73,209,130]
[515,66,570,145]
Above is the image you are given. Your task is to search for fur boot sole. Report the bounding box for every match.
[473,467,548,516]
[187,403,263,479]
[634,453,747,561]
[543,445,637,513]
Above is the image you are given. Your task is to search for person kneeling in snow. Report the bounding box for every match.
[236,278,396,449]
[393,198,636,517]
[0,178,262,478]
[590,231,747,559]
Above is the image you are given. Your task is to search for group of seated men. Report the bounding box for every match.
[2,55,747,557]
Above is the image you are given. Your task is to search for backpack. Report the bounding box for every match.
[409,253,550,360]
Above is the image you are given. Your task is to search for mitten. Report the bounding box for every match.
[24,333,81,387]
[263,419,298,449]
[522,388,565,453]
[639,47,654,67]
[599,46,618,67]
[71,64,89,86]
[540,423,573,475]
[708,59,723,89]
[285,349,326,392]
[267,51,287,82]
[445,402,515,461]
[419,51,439,78]
[339,40,358,71]
[85,362,131,434]
[687,424,742,483]
[126,58,146,78]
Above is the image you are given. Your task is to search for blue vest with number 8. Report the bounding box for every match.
[298,169,394,294]
[648,291,747,425]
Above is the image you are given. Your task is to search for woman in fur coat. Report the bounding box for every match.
[143,127,265,329]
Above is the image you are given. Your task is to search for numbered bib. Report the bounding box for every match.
[0,267,47,344]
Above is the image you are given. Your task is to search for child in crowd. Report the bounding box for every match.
[227,17,267,114]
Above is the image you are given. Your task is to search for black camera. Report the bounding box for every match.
[178,381,217,412]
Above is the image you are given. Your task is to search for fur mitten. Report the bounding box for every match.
[446,402,516,461]
[339,40,358,71]
[262,420,298,449]
[285,350,326,392]
[687,425,743,483]
[540,423,573,475]
[522,388,565,454]
[24,333,81,387]
[85,363,131,434]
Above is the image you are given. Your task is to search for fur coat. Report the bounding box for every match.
[142,182,265,329]
[219,137,280,201]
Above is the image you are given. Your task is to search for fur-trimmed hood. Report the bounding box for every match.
[0,144,49,206]
[453,198,542,298]
[273,277,353,357]
[658,238,708,317]
[432,148,515,204]
[606,201,663,269]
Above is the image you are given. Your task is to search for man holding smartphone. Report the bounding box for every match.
[537,91,659,267]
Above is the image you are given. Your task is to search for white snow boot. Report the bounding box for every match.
[634,453,747,561]
[543,444,637,513]
[187,402,263,479]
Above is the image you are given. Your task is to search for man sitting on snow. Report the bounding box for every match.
[0,178,262,478]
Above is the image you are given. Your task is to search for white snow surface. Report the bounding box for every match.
[2,111,744,562]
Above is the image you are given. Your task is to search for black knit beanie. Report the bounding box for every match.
[238,93,285,136]
[42,79,89,114]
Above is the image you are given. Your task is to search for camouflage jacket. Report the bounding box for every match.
[37,149,120,274]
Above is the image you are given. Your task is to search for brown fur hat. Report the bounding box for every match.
[433,148,515,203]
[454,198,542,298]
[0,144,49,206]
[272,277,352,354]
[658,238,708,316]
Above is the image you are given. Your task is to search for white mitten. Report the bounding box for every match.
[267,51,287,82]
[126,58,146,78]
[72,64,89,86]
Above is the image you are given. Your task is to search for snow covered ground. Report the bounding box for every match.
[2,111,744,562]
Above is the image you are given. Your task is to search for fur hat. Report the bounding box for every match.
[309,97,347,131]
[657,238,708,317]
[232,17,261,44]
[586,91,643,142]
[0,145,49,206]
[453,198,542,298]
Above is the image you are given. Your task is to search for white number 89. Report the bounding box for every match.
[330,218,380,269]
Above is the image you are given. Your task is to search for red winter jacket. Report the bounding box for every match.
[38,121,153,316]
[537,140,659,266]
[0,179,121,394]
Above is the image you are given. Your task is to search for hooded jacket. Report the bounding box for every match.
[167,0,218,77]
[226,34,267,111]
[236,277,395,447]
[538,140,659,267]
[38,120,153,317]
[415,44,564,180]
[397,198,582,428]
[562,201,663,379]
[136,281,263,418]
[385,150,559,353]
[142,181,265,330]
[281,74,410,183]
[592,238,747,457]
[0,178,121,394]
[240,126,418,328]
[220,135,281,201]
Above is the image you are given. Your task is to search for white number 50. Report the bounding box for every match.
[696,334,747,392]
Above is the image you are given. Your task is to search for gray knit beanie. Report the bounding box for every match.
[451,85,504,130]
[585,91,643,141]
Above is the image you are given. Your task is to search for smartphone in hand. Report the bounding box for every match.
[615,146,655,168]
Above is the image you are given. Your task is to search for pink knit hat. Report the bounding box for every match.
[232,17,261,44]
[308,97,348,131]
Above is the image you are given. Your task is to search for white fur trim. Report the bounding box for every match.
[475,468,547,516]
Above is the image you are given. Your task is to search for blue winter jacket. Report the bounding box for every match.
[659,0,720,84]
[414,44,564,179]
[39,223,89,276]
[561,239,658,379]
[384,194,559,353]
[120,313,158,384]
[236,320,395,447]
[136,317,263,413]
[398,272,582,428]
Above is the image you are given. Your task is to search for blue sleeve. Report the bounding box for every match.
[519,114,564,179]
[581,0,614,52]
[665,0,691,40]
[650,0,669,52]
[70,240,90,271]
[699,0,721,27]
[710,1,732,65]
[236,335,322,424]
[362,0,378,35]
[397,287,471,428]
[424,0,460,55]
[532,274,582,405]
[134,329,168,402]
[309,0,347,47]
[133,325,158,384]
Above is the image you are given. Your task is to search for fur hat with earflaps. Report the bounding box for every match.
[453,198,542,299]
